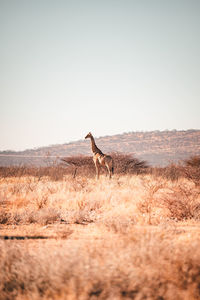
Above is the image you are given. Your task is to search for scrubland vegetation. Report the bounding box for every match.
[0,154,200,299]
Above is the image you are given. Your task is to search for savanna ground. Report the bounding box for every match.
[0,154,200,300]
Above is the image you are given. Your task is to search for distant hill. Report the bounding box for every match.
[0,130,199,167]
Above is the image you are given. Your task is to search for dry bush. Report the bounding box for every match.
[61,155,95,177]
[0,211,10,224]
[150,155,200,186]
[0,165,68,181]
[162,184,200,221]
[185,156,200,167]
[112,152,148,174]
[26,208,61,225]
[103,216,135,234]
[136,177,165,225]
[183,156,200,186]
[0,210,25,225]
[184,166,200,186]
[0,166,35,178]
[150,164,184,181]
[0,208,61,226]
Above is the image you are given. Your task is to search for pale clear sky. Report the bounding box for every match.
[1,0,200,151]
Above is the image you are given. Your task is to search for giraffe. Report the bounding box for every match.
[85,132,114,179]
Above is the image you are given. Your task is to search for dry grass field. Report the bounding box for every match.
[0,155,200,299]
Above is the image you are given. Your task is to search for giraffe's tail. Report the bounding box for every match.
[112,166,114,175]
[111,160,114,175]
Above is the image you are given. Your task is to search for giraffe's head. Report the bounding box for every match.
[85,132,92,139]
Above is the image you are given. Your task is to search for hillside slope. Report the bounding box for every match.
[0,130,199,166]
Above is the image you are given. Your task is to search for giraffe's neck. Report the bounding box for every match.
[90,136,103,155]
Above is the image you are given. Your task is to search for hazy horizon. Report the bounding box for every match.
[1,0,200,151]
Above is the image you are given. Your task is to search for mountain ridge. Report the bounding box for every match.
[0,130,199,167]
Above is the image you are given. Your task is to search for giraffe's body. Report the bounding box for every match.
[85,132,114,179]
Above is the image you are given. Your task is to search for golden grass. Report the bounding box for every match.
[0,173,200,299]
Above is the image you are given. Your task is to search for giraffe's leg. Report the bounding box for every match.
[96,164,100,179]
[94,160,100,179]
[106,163,112,179]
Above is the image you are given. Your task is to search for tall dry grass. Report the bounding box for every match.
[1,228,200,300]
[0,155,200,299]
